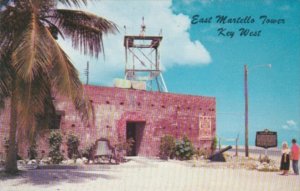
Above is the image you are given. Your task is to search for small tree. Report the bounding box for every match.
[175,136,195,160]
[67,134,80,160]
[159,135,176,159]
[48,131,63,164]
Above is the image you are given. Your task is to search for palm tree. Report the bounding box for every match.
[0,0,117,174]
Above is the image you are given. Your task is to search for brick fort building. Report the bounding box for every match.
[0,27,216,159]
[0,85,216,158]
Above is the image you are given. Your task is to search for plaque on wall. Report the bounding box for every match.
[199,116,212,139]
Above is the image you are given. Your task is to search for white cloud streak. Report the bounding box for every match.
[282,120,298,131]
[287,120,296,126]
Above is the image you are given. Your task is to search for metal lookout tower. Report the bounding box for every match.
[123,18,168,92]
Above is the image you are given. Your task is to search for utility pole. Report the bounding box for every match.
[244,65,249,157]
[244,64,271,157]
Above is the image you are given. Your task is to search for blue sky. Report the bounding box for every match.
[58,0,300,147]
[169,0,300,146]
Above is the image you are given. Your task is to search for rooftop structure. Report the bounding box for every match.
[122,18,168,92]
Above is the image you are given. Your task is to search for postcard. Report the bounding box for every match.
[0,0,299,190]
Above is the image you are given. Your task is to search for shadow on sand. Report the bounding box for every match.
[0,168,116,186]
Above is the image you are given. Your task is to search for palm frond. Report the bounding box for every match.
[35,93,56,131]
[40,17,65,39]
[0,62,12,99]
[0,5,31,49]
[16,71,52,139]
[12,12,51,82]
[51,9,118,57]
[0,53,12,111]
[50,47,91,120]
[42,26,91,120]
[57,0,87,7]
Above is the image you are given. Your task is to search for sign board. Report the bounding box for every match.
[255,129,277,149]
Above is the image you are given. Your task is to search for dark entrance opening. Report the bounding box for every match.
[126,121,145,156]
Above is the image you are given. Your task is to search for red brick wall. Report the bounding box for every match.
[0,85,216,159]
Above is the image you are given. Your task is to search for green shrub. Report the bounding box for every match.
[115,138,135,154]
[194,148,209,159]
[211,136,217,152]
[67,134,80,160]
[27,142,38,160]
[159,135,176,159]
[81,143,94,161]
[48,131,64,164]
[175,136,194,160]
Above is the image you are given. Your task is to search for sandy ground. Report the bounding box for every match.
[1,157,300,191]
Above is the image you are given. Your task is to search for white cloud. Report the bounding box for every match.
[287,120,296,126]
[58,0,211,85]
[282,125,289,130]
[282,120,298,131]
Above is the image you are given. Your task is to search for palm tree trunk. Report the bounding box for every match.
[5,78,18,174]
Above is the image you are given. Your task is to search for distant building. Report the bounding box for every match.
[0,85,216,159]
